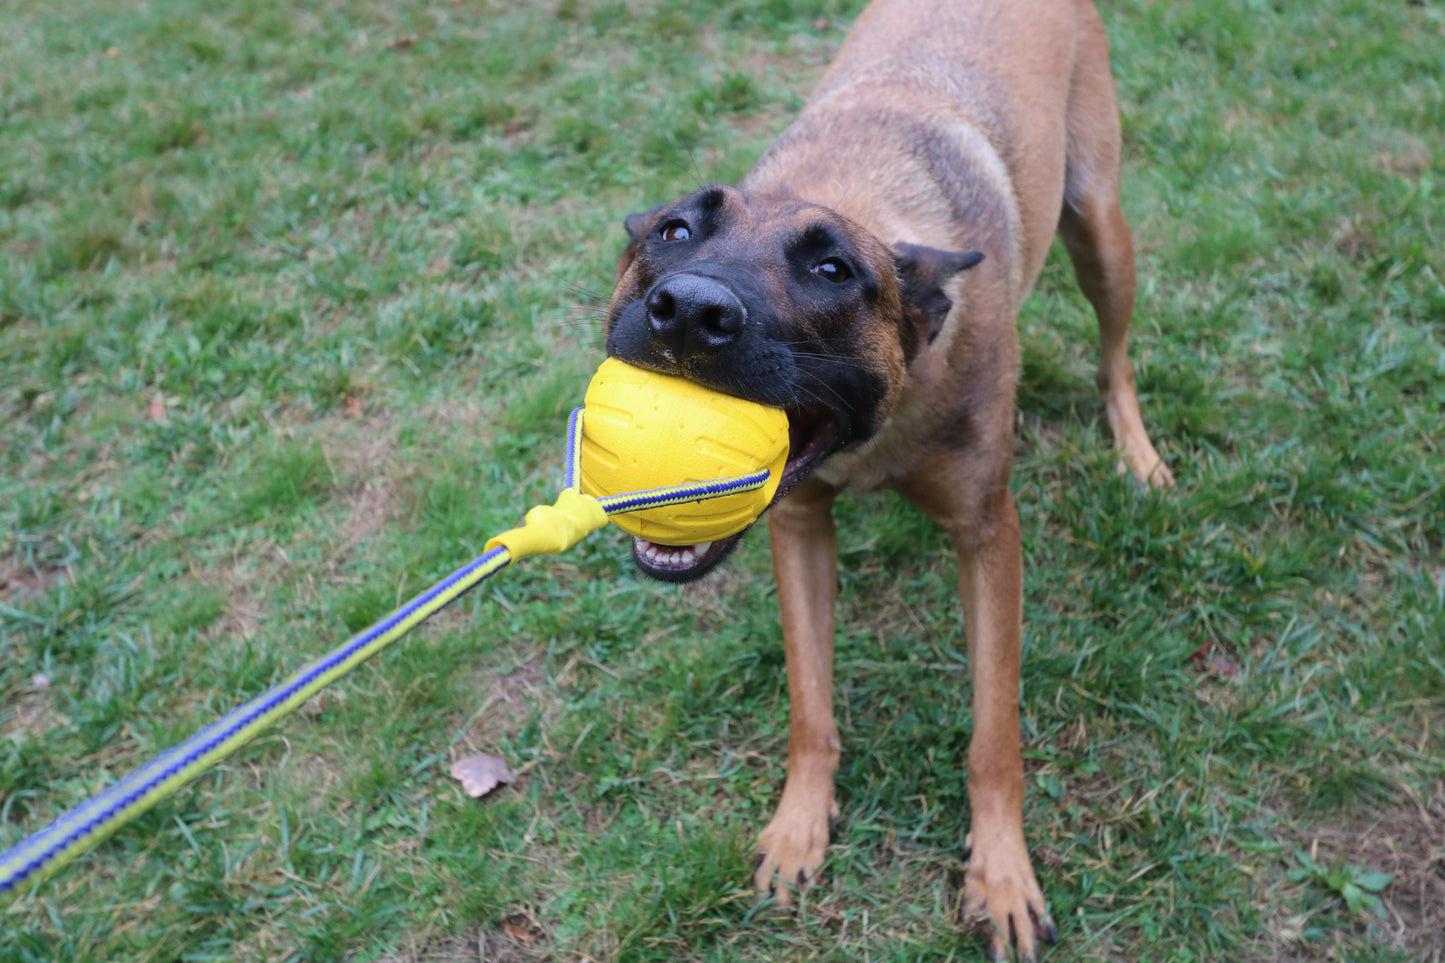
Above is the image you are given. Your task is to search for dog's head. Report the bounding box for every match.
[605,184,981,581]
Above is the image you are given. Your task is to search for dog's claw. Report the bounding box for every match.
[983,918,1039,963]
[960,827,1050,962]
[754,790,832,909]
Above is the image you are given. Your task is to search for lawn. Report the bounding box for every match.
[1,0,1442,960]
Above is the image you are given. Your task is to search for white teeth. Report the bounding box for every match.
[632,537,712,570]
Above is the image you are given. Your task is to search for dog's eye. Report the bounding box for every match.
[659,221,692,242]
[813,258,851,283]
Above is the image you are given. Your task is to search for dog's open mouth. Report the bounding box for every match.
[630,402,843,583]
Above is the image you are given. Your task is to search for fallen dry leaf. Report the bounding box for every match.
[501,922,537,944]
[1205,656,1241,679]
[1188,638,1241,679]
[492,911,546,949]
[146,396,167,422]
[105,46,119,58]
[345,396,363,418]
[449,751,514,798]
[385,34,419,50]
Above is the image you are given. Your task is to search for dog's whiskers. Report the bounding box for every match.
[791,367,852,412]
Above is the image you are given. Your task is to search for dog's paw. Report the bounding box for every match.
[752,798,836,907]
[1116,438,1174,490]
[1132,452,1175,489]
[960,830,1056,962]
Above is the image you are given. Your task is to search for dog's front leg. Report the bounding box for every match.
[950,488,1056,962]
[754,477,840,905]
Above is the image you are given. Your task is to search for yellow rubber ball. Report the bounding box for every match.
[579,358,789,545]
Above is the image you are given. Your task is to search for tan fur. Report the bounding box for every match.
[608,1,1170,958]
[744,2,1169,959]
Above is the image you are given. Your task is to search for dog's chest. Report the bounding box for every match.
[813,354,951,492]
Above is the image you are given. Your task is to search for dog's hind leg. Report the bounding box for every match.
[1058,10,1173,489]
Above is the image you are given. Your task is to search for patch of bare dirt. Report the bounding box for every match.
[0,679,69,741]
[1304,796,1445,961]
[327,413,403,548]
[416,394,491,443]
[479,912,551,963]
[220,586,265,641]
[376,929,484,963]
[377,914,552,963]
[455,651,552,747]
[0,557,68,599]
[1257,793,1445,963]
[1373,133,1431,180]
[341,475,400,546]
[1330,212,1381,262]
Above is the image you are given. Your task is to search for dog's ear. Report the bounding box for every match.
[893,242,985,349]
[617,204,666,281]
[624,204,666,243]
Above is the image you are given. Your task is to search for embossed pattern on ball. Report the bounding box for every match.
[579,359,790,545]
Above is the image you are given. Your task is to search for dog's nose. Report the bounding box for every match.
[646,274,746,360]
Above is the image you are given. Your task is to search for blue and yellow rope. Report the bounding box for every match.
[0,407,771,896]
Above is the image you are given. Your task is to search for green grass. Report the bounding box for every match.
[2,0,1442,960]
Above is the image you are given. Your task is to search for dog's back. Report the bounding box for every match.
[744,0,1118,308]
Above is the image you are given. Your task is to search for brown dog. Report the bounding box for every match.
[603,0,1171,958]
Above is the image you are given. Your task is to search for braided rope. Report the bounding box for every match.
[0,407,772,896]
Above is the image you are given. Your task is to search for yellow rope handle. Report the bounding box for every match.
[483,488,609,562]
